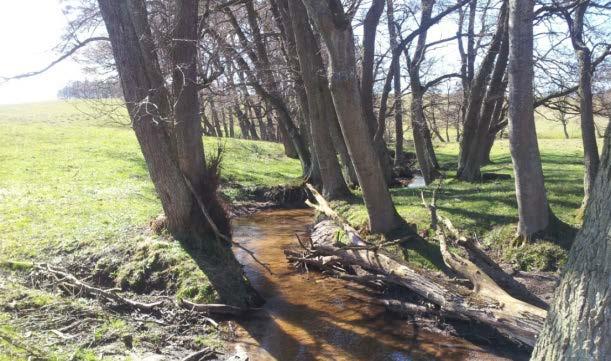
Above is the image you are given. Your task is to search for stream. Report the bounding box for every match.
[229,209,513,361]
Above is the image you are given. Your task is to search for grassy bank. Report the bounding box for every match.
[335,139,585,271]
[0,101,301,360]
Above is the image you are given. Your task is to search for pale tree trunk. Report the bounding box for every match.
[209,98,224,137]
[98,0,259,308]
[303,0,401,233]
[220,108,229,138]
[531,127,610,360]
[387,0,405,167]
[287,0,351,199]
[507,0,550,240]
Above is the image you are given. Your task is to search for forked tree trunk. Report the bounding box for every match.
[303,0,401,233]
[288,0,351,199]
[507,0,550,240]
[457,3,508,181]
[98,0,258,308]
[405,0,440,185]
[531,127,610,360]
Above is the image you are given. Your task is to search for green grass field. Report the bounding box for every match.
[0,100,597,270]
[0,100,302,360]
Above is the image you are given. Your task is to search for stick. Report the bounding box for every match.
[178,298,255,316]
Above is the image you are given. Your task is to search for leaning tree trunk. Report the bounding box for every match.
[98,0,259,308]
[303,0,401,234]
[531,124,610,360]
[288,0,351,199]
[457,3,507,181]
[507,0,551,241]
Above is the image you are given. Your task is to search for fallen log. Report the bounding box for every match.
[437,215,547,308]
[304,185,547,347]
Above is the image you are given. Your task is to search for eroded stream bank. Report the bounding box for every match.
[228,209,522,361]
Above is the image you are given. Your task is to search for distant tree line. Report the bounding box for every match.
[57,79,122,99]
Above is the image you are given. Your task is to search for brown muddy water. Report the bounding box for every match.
[230,209,514,361]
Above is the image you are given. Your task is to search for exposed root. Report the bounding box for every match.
[35,263,163,311]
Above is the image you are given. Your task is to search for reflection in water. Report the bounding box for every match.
[408,175,427,189]
[230,209,507,361]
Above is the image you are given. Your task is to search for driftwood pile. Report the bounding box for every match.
[289,184,548,348]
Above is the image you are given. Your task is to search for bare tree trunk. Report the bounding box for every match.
[387,0,405,167]
[458,4,508,181]
[361,0,393,183]
[507,0,550,240]
[220,108,229,138]
[209,98,223,137]
[98,0,258,308]
[566,1,600,208]
[531,127,610,360]
[228,109,235,138]
[303,0,401,233]
[287,0,351,199]
[405,0,440,185]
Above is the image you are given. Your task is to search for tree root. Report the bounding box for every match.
[36,263,163,311]
[32,263,258,321]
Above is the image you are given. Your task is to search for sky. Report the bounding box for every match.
[0,1,84,105]
[0,1,463,106]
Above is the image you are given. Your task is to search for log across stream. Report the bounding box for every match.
[227,209,526,360]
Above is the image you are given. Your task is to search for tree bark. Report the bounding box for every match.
[507,0,550,240]
[387,0,405,167]
[531,124,610,360]
[361,0,393,183]
[457,4,508,181]
[566,1,600,209]
[303,0,401,233]
[405,0,440,185]
[97,0,258,308]
[287,0,351,199]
